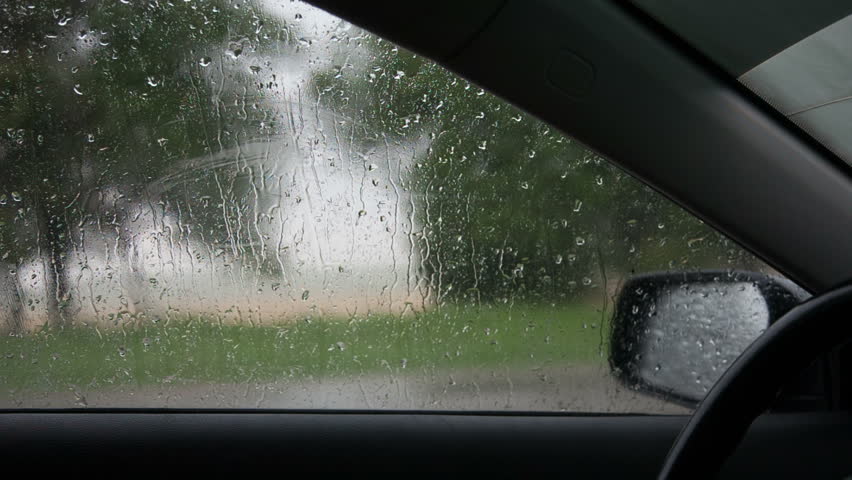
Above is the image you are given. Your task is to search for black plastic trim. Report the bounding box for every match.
[2,412,850,475]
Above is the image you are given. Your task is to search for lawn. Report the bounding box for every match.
[0,303,608,392]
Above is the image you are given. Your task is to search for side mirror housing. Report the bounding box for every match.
[609,271,808,404]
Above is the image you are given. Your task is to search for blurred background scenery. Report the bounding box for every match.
[0,0,772,411]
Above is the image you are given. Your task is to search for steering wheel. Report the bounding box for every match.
[658,283,852,479]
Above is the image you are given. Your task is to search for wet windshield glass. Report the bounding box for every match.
[0,0,790,411]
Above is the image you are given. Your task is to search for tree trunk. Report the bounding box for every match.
[33,195,71,328]
[0,269,25,334]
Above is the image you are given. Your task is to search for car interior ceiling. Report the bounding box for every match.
[4,0,852,476]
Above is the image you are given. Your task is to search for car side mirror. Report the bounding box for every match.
[609,271,809,405]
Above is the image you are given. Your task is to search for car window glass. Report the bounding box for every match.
[0,0,793,411]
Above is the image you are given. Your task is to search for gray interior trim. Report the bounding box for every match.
[741,13,852,166]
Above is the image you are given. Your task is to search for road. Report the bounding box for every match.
[8,364,689,414]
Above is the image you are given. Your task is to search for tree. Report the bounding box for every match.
[0,0,287,328]
[0,1,764,333]
[309,35,762,308]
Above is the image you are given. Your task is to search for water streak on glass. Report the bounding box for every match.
[0,0,777,411]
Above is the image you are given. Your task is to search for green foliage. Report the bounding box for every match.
[0,0,291,322]
[0,1,765,327]
[312,41,762,304]
[0,0,286,252]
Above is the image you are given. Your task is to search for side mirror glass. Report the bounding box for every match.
[609,271,808,404]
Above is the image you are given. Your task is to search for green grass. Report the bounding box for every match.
[0,304,608,392]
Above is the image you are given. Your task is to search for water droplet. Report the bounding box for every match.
[393,70,405,80]
[249,65,261,74]
[157,138,168,147]
[573,200,582,212]
[227,43,243,58]
[301,290,310,301]
[199,56,212,67]
[86,133,95,143]
[554,254,563,265]
[520,181,529,190]
[478,141,487,150]
[582,277,592,286]
[117,346,127,358]
[10,192,21,202]
[73,84,83,95]
[358,210,367,217]
[575,237,585,246]
[146,76,159,87]
[595,176,604,186]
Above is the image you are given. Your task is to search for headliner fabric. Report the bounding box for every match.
[741,14,852,163]
[633,0,852,76]
[635,0,852,165]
